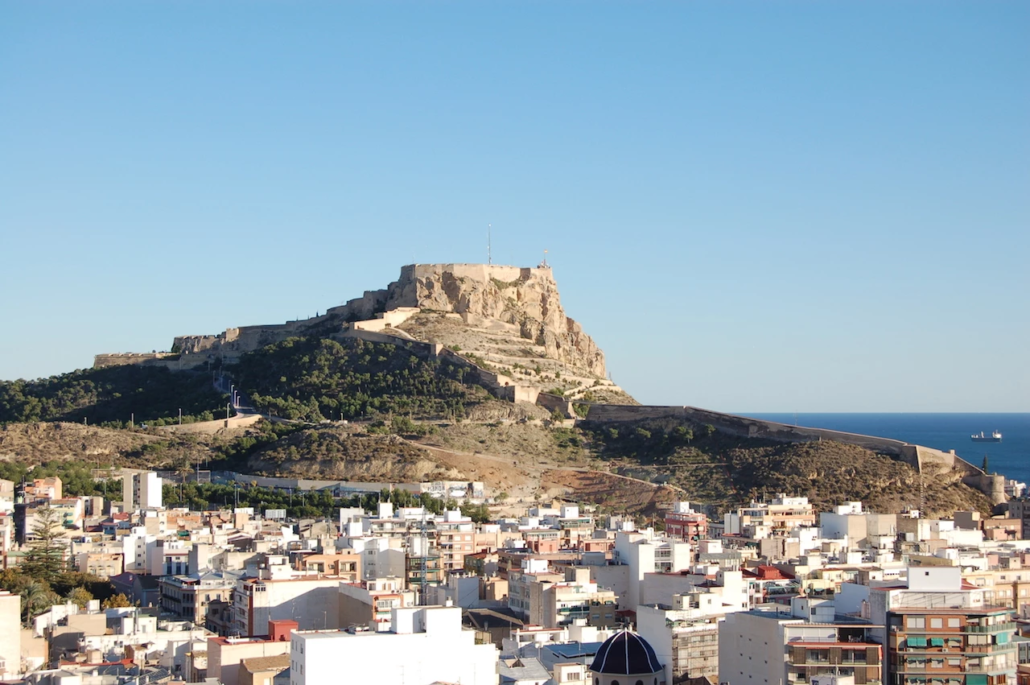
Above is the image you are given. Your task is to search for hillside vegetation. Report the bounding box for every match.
[585,418,993,515]
[232,336,490,421]
[0,336,996,518]
[0,366,228,427]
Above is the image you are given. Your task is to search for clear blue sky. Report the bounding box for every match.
[1,2,1027,412]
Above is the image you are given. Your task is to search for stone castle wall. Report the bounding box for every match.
[94,262,601,375]
[93,353,177,368]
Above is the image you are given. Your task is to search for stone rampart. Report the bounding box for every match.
[352,307,420,332]
[411,263,539,285]
[93,353,176,368]
[336,327,440,358]
[536,392,576,419]
[325,288,393,321]
[156,413,264,435]
[221,472,421,494]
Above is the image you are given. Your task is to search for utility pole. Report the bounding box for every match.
[487,224,492,265]
[179,408,182,426]
[130,413,134,429]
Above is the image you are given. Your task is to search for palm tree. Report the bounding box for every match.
[20,581,50,624]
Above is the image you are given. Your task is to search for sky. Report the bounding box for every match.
[1,1,1027,412]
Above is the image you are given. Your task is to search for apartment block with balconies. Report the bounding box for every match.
[886,608,1016,685]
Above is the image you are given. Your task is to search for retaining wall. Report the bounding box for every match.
[156,413,264,435]
[220,472,420,494]
[536,392,575,419]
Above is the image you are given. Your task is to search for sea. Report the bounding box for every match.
[741,413,1030,488]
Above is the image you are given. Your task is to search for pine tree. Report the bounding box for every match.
[982,455,990,473]
[21,504,68,585]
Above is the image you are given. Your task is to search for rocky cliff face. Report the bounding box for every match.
[400,264,606,377]
[98,263,611,386]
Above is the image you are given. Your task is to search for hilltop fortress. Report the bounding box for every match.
[96,263,626,409]
[95,262,1006,505]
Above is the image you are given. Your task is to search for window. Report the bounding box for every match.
[930,618,943,629]
[908,617,926,629]
[947,618,960,628]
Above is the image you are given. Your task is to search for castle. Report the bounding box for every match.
[94,263,615,416]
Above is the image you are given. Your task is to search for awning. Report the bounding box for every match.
[907,637,927,647]
[929,638,945,647]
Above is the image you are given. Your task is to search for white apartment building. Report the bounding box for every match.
[637,601,719,685]
[0,591,21,679]
[290,605,498,685]
[233,562,344,636]
[338,577,416,631]
[724,495,816,539]
[613,532,691,609]
[122,469,162,511]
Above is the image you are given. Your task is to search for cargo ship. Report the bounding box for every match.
[971,430,1002,443]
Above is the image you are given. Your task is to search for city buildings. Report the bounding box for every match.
[122,469,163,511]
[289,606,498,685]
[0,590,21,680]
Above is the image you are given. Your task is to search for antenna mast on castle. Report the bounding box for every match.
[487,224,492,265]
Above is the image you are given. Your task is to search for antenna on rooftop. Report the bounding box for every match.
[488,224,492,265]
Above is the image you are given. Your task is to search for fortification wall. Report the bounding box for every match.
[94,353,176,368]
[336,328,441,357]
[221,472,421,494]
[325,288,393,321]
[583,404,911,453]
[536,392,575,419]
[352,307,420,332]
[411,263,540,285]
[157,413,264,435]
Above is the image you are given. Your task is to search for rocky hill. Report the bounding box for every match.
[1,261,998,518]
[95,263,637,408]
[0,415,994,518]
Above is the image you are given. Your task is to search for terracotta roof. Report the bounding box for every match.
[241,654,291,673]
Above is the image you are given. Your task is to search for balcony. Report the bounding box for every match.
[964,622,1016,633]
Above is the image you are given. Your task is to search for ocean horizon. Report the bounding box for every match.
[740,412,1030,489]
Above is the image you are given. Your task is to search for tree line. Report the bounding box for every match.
[231,336,483,422]
[0,365,228,427]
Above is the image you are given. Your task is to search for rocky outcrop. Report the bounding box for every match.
[97,263,609,381]
[319,264,606,377]
[403,264,605,376]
